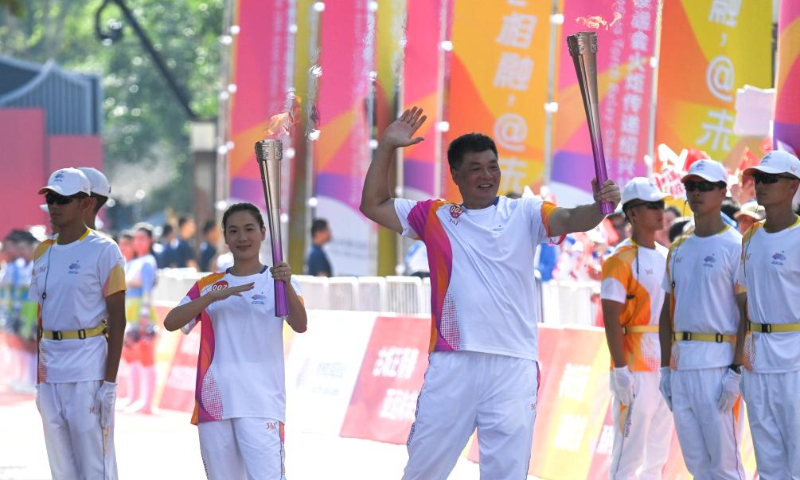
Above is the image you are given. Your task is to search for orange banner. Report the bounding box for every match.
[445,0,552,201]
[655,1,771,167]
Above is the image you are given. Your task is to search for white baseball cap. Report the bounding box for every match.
[78,167,111,197]
[743,150,800,179]
[38,168,91,196]
[681,159,727,184]
[621,177,669,206]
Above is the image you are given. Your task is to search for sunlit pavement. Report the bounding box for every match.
[0,387,540,480]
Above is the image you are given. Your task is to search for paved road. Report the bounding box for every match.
[0,387,534,480]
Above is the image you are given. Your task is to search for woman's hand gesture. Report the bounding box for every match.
[208,282,255,302]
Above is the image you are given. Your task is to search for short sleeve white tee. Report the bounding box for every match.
[179,267,302,424]
[662,227,742,370]
[738,219,800,373]
[600,239,667,371]
[31,230,126,383]
[394,196,563,361]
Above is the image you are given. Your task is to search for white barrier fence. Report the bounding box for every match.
[155,270,600,326]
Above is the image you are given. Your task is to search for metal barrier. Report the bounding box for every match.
[356,277,387,312]
[154,270,597,325]
[384,276,426,315]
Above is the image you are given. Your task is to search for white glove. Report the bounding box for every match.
[717,368,741,413]
[659,367,672,411]
[94,382,117,428]
[611,366,635,406]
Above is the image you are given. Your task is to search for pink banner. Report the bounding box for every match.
[227,0,292,209]
[774,0,800,152]
[339,315,430,444]
[313,1,375,275]
[402,0,445,199]
[552,0,657,205]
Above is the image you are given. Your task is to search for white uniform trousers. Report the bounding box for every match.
[198,417,286,480]
[742,370,800,479]
[402,351,539,480]
[37,381,118,480]
[671,368,745,480]
[609,370,673,480]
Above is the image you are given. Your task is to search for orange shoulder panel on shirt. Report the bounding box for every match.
[601,245,637,283]
[197,271,227,290]
[33,239,55,261]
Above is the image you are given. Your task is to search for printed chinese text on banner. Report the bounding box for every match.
[445,0,551,201]
[528,327,612,478]
[655,1,771,169]
[313,1,375,275]
[551,0,658,206]
[227,0,293,209]
[340,315,430,444]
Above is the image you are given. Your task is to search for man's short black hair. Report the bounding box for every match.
[178,216,192,228]
[91,194,108,214]
[668,218,690,243]
[446,133,498,171]
[202,220,217,235]
[5,229,36,245]
[311,219,329,237]
[665,206,681,217]
[721,197,740,220]
[161,223,174,238]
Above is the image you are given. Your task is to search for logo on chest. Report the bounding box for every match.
[449,204,464,226]
[211,281,228,291]
[68,261,81,274]
[772,252,787,266]
[702,254,716,268]
[251,293,267,305]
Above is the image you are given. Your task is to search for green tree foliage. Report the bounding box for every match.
[0,0,224,217]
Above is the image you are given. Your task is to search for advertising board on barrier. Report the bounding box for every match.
[284,310,377,435]
[159,325,202,413]
[340,315,431,444]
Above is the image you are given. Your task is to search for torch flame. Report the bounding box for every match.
[575,12,622,30]
[264,95,303,138]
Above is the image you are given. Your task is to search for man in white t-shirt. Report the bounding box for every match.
[600,178,673,479]
[737,151,800,477]
[32,168,127,480]
[658,160,745,479]
[360,107,621,479]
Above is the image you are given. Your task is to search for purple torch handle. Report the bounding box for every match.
[270,231,289,318]
[591,134,615,215]
[567,32,615,215]
[255,140,289,317]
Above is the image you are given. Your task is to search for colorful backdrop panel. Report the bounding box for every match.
[774,0,800,153]
[313,0,376,275]
[227,0,293,209]
[655,0,771,169]
[552,0,658,206]
[445,0,552,201]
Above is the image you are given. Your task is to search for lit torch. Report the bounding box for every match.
[255,113,294,319]
[567,31,615,215]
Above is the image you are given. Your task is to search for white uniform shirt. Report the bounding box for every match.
[738,219,800,373]
[600,239,667,371]
[30,230,126,383]
[662,227,742,370]
[394,196,562,361]
[180,267,302,424]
